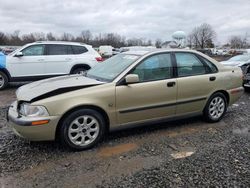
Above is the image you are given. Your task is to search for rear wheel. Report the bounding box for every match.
[0,71,8,90]
[203,93,227,123]
[72,67,88,75]
[60,109,106,151]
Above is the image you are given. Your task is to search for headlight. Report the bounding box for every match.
[19,103,49,117]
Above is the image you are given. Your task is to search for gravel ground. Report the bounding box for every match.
[0,85,250,188]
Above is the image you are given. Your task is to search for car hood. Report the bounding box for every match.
[16,75,105,102]
[220,61,245,67]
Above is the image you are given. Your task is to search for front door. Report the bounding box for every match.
[8,44,45,77]
[116,53,177,125]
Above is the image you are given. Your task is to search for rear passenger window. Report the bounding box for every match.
[47,45,73,55]
[175,53,206,77]
[132,53,172,82]
[72,45,88,54]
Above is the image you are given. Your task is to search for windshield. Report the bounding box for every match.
[87,54,140,81]
[229,55,250,62]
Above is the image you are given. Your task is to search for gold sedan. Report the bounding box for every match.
[8,49,243,150]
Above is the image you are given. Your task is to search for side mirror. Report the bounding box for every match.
[125,74,139,84]
[15,52,23,57]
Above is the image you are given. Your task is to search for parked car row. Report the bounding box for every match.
[7,49,244,150]
[0,41,103,90]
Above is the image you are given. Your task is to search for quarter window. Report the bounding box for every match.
[132,53,172,82]
[201,57,218,73]
[175,53,206,77]
[72,45,88,54]
[47,45,73,55]
[22,45,45,56]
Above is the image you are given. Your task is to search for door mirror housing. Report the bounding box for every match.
[15,52,23,57]
[125,74,139,84]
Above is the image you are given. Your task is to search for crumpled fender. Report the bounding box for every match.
[0,52,6,69]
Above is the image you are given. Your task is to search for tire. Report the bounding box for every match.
[203,92,227,123]
[60,109,106,151]
[0,71,8,90]
[72,67,87,75]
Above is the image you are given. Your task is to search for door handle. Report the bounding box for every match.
[209,76,216,81]
[167,81,176,87]
[65,58,72,61]
[38,59,45,61]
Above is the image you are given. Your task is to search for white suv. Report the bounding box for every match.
[0,41,103,90]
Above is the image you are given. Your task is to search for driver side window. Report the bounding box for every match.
[21,45,45,56]
[131,53,172,82]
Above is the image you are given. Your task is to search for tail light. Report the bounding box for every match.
[95,57,103,62]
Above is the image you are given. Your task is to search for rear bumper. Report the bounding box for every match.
[7,101,60,141]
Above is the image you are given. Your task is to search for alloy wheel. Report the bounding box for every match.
[68,115,100,146]
[208,96,225,120]
[0,74,4,88]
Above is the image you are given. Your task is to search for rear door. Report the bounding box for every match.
[174,52,218,115]
[44,44,73,75]
[8,44,46,77]
[116,53,177,125]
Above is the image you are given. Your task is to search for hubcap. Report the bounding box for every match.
[209,97,225,120]
[0,75,4,88]
[68,115,100,146]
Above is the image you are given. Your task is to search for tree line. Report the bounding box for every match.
[0,23,249,49]
[0,30,154,48]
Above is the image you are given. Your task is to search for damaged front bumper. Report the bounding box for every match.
[7,101,60,141]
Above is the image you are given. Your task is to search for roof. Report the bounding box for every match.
[123,49,212,56]
[33,41,87,46]
[122,50,152,56]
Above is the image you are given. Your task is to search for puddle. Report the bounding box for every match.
[98,143,138,157]
[171,151,195,159]
[161,122,226,138]
[162,127,201,138]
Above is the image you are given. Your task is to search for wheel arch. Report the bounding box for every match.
[212,90,230,105]
[70,64,91,74]
[0,68,11,81]
[204,90,230,111]
[55,105,110,140]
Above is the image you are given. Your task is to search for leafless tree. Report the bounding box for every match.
[80,30,92,43]
[155,39,162,48]
[0,30,161,48]
[189,23,216,49]
[46,32,57,41]
[0,32,7,45]
[22,33,36,43]
[186,34,194,48]
[229,36,244,49]
[61,32,74,41]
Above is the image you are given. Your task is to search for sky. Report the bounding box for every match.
[0,0,250,44]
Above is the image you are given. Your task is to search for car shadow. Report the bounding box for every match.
[20,116,204,153]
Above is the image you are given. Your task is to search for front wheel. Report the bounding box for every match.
[203,93,227,123]
[0,71,8,90]
[60,109,106,151]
